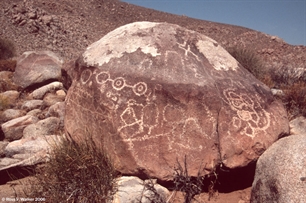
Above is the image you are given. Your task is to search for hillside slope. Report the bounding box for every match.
[0,0,305,72]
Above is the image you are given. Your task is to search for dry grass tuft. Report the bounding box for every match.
[0,94,10,110]
[279,81,306,119]
[25,134,119,203]
[0,38,16,60]
[226,46,267,82]
[0,59,17,72]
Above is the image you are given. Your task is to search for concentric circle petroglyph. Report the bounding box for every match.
[133,82,147,96]
[113,77,126,90]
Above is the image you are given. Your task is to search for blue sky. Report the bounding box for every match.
[122,0,306,46]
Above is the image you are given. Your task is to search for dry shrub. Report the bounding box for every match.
[226,46,268,84]
[0,94,10,110]
[280,81,306,119]
[0,59,17,71]
[25,134,119,203]
[139,179,167,203]
[0,38,16,60]
[172,156,217,203]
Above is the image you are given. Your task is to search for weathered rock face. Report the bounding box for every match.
[289,116,306,135]
[251,134,306,203]
[65,22,289,180]
[13,51,63,89]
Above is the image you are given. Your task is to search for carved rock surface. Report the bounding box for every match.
[65,22,289,180]
[13,51,63,89]
[251,134,306,203]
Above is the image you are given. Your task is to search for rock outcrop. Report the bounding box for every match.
[13,51,63,89]
[251,134,306,203]
[0,51,66,174]
[65,21,289,181]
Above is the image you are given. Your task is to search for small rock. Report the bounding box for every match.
[56,89,66,97]
[271,88,284,97]
[1,135,62,171]
[43,93,65,107]
[112,176,169,203]
[0,91,20,109]
[18,19,27,26]
[27,11,37,19]
[0,157,20,168]
[23,117,60,139]
[41,15,53,26]
[30,81,64,99]
[0,141,9,157]
[21,100,44,111]
[289,116,306,135]
[1,115,39,141]
[1,109,26,122]
[46,102,65,127]
[26,109,42,117]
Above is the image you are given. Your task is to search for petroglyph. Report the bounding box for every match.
[222,88,271,138]
[65,22,289,179]
[177,41,201,61]
[67,67,213,153]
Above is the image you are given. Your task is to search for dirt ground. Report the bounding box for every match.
[0,176,251,203]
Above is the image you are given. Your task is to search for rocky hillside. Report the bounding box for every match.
[1,0,305,72]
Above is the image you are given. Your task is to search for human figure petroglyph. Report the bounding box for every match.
[177,41,201,62]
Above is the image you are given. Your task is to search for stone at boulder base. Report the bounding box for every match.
[1,115,39,141]
[1,135,62,171]
[65,21,289,181]
[23,117,60,139]
[289,116,306,135]
[112,176,169,203]
[21,99,44,111]
[251,134,306,203]
[1,109,26,122]
[13,51,63,89]
[30,81,64,99]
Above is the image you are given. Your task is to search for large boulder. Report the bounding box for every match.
[65,22,289,181]
[13,51,63,89]
[251,134,306,202]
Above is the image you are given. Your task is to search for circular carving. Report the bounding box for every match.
[80,69,92,84]
[113,77,125,90]
[133,82,147,96]
[96,72,110,84]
